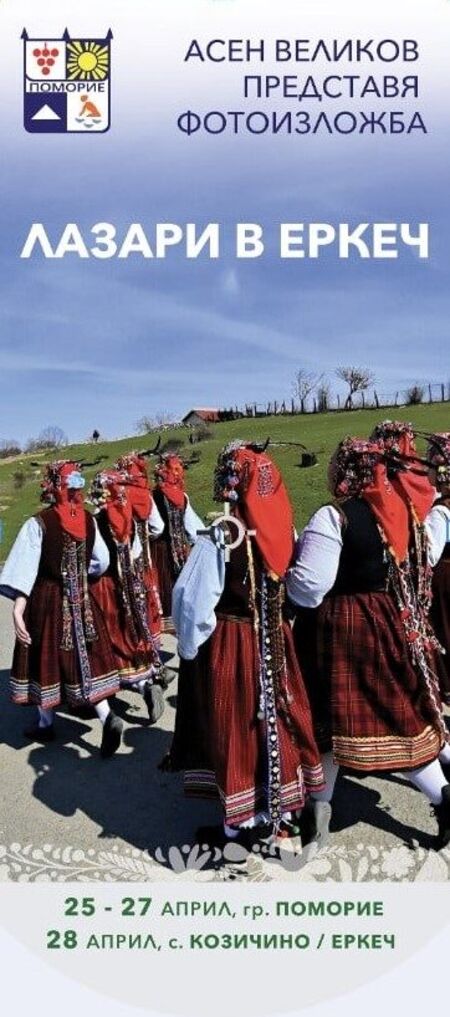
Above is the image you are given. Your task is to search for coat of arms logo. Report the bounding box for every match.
[22,27,112,133]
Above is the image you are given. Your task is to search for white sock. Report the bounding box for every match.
[134,679,148,695]
[406,759,448,805]
[310,751,340,803]
[38,707,54,728]
[439,743,450,765]
[223,811,270,837]
[223,823,239,839]
[94,700,111,725]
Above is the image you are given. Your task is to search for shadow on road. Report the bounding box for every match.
[0,667,219,861]
[27,719,221,858]
[333,771,436,851]
[0,667,437,862]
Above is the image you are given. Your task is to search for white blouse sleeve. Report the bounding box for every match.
[425,504,450,567]
[0,517,43,599]
[286,505,343,609]
[88,520,110,577]
[183,497,204,545]
[172,528,226,660]
[131,530,143,561]
[147,502,165,538]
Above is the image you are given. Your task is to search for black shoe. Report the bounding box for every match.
[195,823,252,853]
[143,683,165,724]
[157,666,177,690]
[68,704,97,720]
[434,784,450,849]
[24,724,55,743]
[100,712,123,758]
[195,824,227,850]
[195,823,270,854]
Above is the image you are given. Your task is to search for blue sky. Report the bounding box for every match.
[1,5,449,443]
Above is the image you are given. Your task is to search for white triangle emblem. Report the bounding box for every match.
[31,103,61,121]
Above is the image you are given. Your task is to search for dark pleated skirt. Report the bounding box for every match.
[10,578,119,709]
[170,616,324,825]
[89,575,155,686]
[293,592,443,772]
[151,538,176,631]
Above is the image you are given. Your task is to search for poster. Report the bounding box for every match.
[0,1,449,1015]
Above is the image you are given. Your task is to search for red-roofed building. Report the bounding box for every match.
[182,408,221,427]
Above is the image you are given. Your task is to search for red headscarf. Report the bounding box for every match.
[116,453,153,521]
[362,462,411,564]
[91,470,133,543]
[332,438,410,563]
[214,442,294,578]
[154,454,186,510]
[371,421,435,524]
[41,461,87,541]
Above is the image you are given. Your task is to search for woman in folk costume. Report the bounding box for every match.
[115,452,165,642]
[426,433,450,704]
[151,453,203,632]
[287,436,450,848]
[115,452,178,690]
[0,461,123,757]
[89,469,165,724]
[371,420,450,705]
[166,441,325,849]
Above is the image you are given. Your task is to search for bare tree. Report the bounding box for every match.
[154,411,177,427]
[25,426,68,452]
[335,366,375,410]
[136,416,155,434]
[316,382,331,413]
[292,369,324,413]
[40,425,68,447]
[136,411,176,434]
[0,439,22,459]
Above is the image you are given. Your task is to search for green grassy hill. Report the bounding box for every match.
[1,403,449,557]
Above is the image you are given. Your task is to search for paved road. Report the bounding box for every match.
[0,596,447,882]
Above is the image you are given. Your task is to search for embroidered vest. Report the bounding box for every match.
[36,507,95,581]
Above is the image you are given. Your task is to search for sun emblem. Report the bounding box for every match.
[67,40,109,80]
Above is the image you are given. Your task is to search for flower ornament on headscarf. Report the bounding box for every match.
[214,440,295,579]
[331,437,411,564]
[154,454,186,510]
[370,419,435,524]
[370,419,415,455]
[90,469,133,544]
[41,460,87,541]
[331,437,380,500]
[115,452,152,521]
[427,433,450,489]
